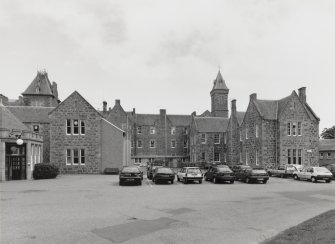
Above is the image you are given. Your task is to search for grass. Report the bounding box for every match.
[262,209,335,244]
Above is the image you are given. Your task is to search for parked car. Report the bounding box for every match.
[239,167,269,184]
[177,167,203,184]
[268,164,302,178]
[205,165,235,184]
[231,165,252,181]
[147,165,163,180]
[119,166,143,186]
[152,167,175,184]
[324,164,335,179]
[293,167,332,183]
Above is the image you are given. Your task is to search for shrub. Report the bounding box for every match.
[33,163,59,179]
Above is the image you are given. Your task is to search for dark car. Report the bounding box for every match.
[119,166,143,186]
[147,165,163,180]
[205,165,235,184]
[239,167,269,184]
[231,165,252,181]
[152,167,175,184]
[325,164,335,179]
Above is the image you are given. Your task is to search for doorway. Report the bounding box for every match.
[5,143,26,180]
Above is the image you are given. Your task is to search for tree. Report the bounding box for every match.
[321,126,335,139]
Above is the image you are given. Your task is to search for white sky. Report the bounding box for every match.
[0,0,334,131]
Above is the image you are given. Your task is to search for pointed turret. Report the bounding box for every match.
[210,70,229,118]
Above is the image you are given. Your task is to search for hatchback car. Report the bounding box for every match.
[205,165,235,184]
[293,167,332,183]
[152,167,175,184]
[177,167,203,184]
[119,166,143,186]
[324,164,335,179]
[231,165,252,181]
[239,167,269,184]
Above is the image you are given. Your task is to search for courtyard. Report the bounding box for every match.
[1,175,334,244]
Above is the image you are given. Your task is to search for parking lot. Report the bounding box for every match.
[1,175,335,244]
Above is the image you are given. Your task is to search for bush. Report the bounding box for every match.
[33,163,59,179]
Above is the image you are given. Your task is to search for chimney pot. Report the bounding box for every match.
[132,108,136,115]
[231,99,237,114]
[115,99,120,105]
[298,87,306,103]
[103,101,107,112]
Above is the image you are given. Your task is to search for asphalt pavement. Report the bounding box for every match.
[1,174,334,244]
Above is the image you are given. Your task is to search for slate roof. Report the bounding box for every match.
[236,112,246,125]
[199,110,211,117]
[211,70,228,91]
[194,117,229,132]
[7,106,54,123]
[22,71,53,96]
[134,114,191,126]
[253,100,278,120]
[168,115,191,126]
[319,139,335,152]
[0,104,28,131]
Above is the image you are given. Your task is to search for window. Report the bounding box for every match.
[255,150,259,165]
[298,122,302,136]
[171,127,176,135]
[131,139,134,148]
[73,149,79,164]
[137,140,143,148]
[171,140,176,148]
[137,126,142,134]
[214,134,220,144]
[33,125,39,133]
[80,121,85,135]
[184,127,188,135]
[150,126,156,134]
[201,152,206,160]
[224,134,227,144]
[80,149,85,165]
[240,129,242,141]
[201,133,206,144]
[287,123,291,136]
[256,125,259,138]
[35,87,40,93]
[327,153,331,159]
[292,123,297,136]
[150,140,156,148]
[66,119,71,134]
[288,149,291,164]
[246,128,248,139]
[73,120,79,135]
[298,149,302,165]
[293,149,297,164]
[66,149,71,165]
[319,153,323,159]
[239,152,242,163]
[245,151,248,165]
[183,140,188,148]
[214,151,220,162]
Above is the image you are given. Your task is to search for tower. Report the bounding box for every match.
[210,70,229,118]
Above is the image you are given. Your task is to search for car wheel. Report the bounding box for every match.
[183,179,187,184]
[204,175,208,181]
[230,180,234,184]
[177,176,180,182]
[214,177,218,184]
[246,177,250,184]
[199,180,202,184]
[171,180,174,184]
[280,174,284,178]
[154,180,158,185]
[268,172,272,177]
[293,175,299,180]
[326,179,331,183]
[311,177,317,183]
[263,179,268,184]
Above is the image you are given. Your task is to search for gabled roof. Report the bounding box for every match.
[22,71,54,96]
[167,115,191,126]
[199,110,211,117]
[194,117,229,132]
[7,106,54,123]
[135,114,159,125]
[253,99,278,120]
[0,103,28,131]
[236,112,246,126]
[211,70,228,91]
[49,91,103,118]
[319,139,335,151]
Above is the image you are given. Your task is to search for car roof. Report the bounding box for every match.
[183,167,200,169]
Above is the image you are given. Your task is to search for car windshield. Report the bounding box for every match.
[314,167,331,173]
[187,168,201,174]
[157,168,173,173]
[122,167,140,173]
[252,170,267,174]
[286,165,297,170]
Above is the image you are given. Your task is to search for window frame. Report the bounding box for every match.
[297,122,302,136]
[171,139,176,148]
[150,126,156,135]
[214,134,220,144]
[171,126,176,135]
[214,151,220,162]
[201,133,206,144]
[137,140,143,148]
[149,139,156,148]
[137,126,142,134]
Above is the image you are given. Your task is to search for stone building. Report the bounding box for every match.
[240,88,319,169]
[49,91,126,174]
[319,139,335,166]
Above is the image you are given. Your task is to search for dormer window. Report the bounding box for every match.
[35,87,40,93]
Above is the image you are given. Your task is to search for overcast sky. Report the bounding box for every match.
[0,0,334,131]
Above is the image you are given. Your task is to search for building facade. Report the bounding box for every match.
[319,139,335,166]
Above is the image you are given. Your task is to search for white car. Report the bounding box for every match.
[293,167,332,183]
[177,167,203,184]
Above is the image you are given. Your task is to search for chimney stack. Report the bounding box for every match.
[132,108,136,115]
[191,111,196,117]
[160,109,166,117]
[298,87,306,103]
[250,93,257,101]
[115,99,120,106]
[231,99,236,114]
[103,101,107,112]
